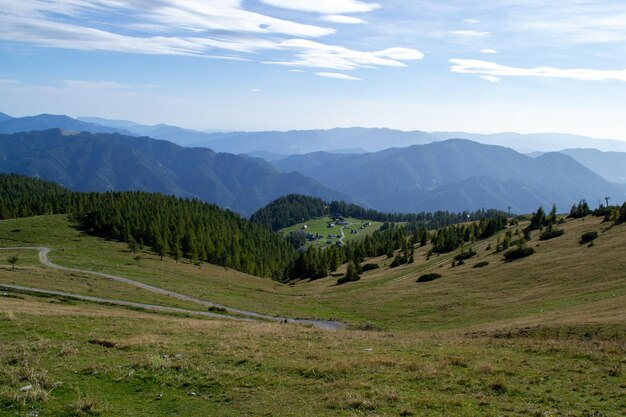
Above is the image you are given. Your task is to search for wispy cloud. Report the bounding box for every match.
[0,0,422,79]
[452,30,490,37]
[480,49,497,54]
[316,72,361,81]
[267,39,423,70]
[451,59,626,82]
[321,15,366,24]
[480,75,501,83]
[260,0,380,14]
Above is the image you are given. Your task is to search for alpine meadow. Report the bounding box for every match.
[1,1,625,416]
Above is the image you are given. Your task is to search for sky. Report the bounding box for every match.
[1,0,626,140]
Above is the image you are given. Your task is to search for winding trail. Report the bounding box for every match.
[0,247,344,330]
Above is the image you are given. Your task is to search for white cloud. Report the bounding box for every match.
[260,0,380,14]
[0,0,424,76]
[321,15,366,24]
[451,59,626,82]
[480,75,501,83]
[288,69,305,73]
[251,88,262,93]
[464,18,479,24]
[316,72,361,81]
[267,39,424,70]
[480,48,497,54]
[452,30,490,37]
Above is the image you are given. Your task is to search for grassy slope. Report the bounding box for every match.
[0,214,625,416]
[1,214,625,330]
[280,216,385,248]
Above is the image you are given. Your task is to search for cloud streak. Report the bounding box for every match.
[316,72,361,80]
[0,0,422,79]
[451,59,626,82]
[260,0,380,14]
[267,39,423,70]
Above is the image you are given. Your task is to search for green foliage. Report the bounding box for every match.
[71,192,295,279]
[250,195,326,231]
[431,214,507,253]
[540,226,564,241]
[503,246,535,261]
[337,261,360,285]
[580,231,599,245]
[0,174,72,220]
[253,194,509,233]
[569,200,591,219]
[602,203,626,224]
[454,248,477,261]
[473,261,489,268]
[417,273,442,283]
[361,263,379,272]
[7,254,19,270]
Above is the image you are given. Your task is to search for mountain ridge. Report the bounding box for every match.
[0,129,348,216]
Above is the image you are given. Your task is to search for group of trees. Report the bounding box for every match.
[602,202,626,224]
[249,195,326,231]
[251,194,509,232]
[70,192,295,280]
[0,174,72,219]
[430,215,508,253]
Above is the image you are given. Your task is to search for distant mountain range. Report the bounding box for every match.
[0,129,347,216]
[4,113,626,154]
[0,112,625,214]
[274,140,626,213]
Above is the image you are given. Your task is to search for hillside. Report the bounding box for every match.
[1,210,624,415]
[0,129,347,216]
[275,139,626,213]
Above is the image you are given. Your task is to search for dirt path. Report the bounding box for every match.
[0,283,244,320]
[0,246,345,330]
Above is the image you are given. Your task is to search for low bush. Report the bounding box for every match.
[540,229,564,240]
[503,247,535,261]
[417,273,442,283]
[454,249,477,261]
[361,263,379,272]
[580,231,598,244]
[337,275,360,285]
[473,261,489,268]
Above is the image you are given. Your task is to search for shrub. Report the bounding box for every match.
[503,247,535,261]
[580,231,598,244]
[540,228,564,241]
[417,273,442,283]
[336,275,360,285]
[454,249,477,261]
[361,263,379,272]
[473,261,489,268]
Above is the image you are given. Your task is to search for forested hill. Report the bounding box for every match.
[251,194,510,231]
[0,174,294,279]
[0,129,347,216]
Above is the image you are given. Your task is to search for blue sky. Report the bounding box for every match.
[1,0,626,140]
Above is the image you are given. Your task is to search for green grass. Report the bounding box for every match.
[0,214,625,416]
[1,214,625,331]
[280,216,384,248]
[1,295,624,417]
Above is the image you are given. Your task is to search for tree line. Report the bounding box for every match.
[251,194,509,231]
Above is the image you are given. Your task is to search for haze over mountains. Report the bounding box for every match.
[4,113,626,154]
[274,140,625,213]
[0,129,346,216]
[0,111,625,215]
